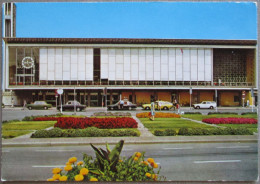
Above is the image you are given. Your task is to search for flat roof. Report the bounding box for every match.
[3,38,257,46]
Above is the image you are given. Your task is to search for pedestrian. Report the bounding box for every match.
[23,99,27,110]
[247,100,250,107]
[120,99,124,110]
[150,99,155,121]
[11,98,14,108]
[158,100,162,111]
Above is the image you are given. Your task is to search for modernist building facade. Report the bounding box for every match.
[2,38,258,107]
[2,2,258,107]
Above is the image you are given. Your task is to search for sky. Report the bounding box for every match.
[15,2,257,40]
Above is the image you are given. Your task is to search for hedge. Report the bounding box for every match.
[31,127,139,138]
[153,127,253,136]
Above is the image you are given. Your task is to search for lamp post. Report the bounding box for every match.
[57,88,63,114]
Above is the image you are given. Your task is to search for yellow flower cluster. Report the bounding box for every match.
[145,172,157,180]
[147,158,158,168]
[47,156,99,182]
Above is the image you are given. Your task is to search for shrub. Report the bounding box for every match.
[136,112,180,118]
[241,112,257,115]
[164,129,177,136]
[46,140,165,182]
[178,128,189,135]
[48,128,63,137]
[31,129,50,138]
[154,130,164,136]
[183,112,202,115]
[208,112,238,115]
[31,128,139,138]
[54,117,138,129]
[202,117,257,124]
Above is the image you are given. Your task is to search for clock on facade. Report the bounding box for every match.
[22,57,34,69]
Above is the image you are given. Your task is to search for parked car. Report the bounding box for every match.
[108,100,137,110]
[193,101,216,109]
[26,101,52,110]
[142,101,173,110]
[57,101,86,111]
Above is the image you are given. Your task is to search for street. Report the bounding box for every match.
[1,142,258,181]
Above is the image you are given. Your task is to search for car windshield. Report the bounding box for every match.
[35,101,45,105]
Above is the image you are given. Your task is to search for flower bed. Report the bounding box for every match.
[136,112,180,118]
[202,117,257,124]
[54,117,138,129]
[47,140,164,182]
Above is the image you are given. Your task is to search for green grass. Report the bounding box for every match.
[2,121,56,139]
[2,130,33,139]
[182,114,258,121]
[140,118,214,133]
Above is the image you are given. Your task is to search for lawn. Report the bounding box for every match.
[2,121,56,139]
[182,114,258,133]
[140,118,215,133]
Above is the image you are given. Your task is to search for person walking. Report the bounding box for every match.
[23,99,27,110]
[150,99,155,121]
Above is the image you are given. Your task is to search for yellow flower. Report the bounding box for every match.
[80,168,89,175]
[77,161,83,166]
[147,158,154,163]
[90,177,98,181]
[152,174,158,180]
[75,174,84,181]
[135,152,142,158]
[52,168,62,174]
[69,157,77,163]
[47,178,55,181]
[59,175,68,181]
[119,159,123,162]
[151,162,158,168]
[64,165,73,171]
[66,162,71,165]
[52,174,60,180]
[134,157,139,161]
[141,161,149,166]
[145,173,151,177]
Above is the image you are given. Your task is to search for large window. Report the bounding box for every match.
[9,47,39,85]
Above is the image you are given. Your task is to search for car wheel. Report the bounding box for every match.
[196,106,200,109]
[210,106,213,109]
[76,107,81,111]
[163,106,169,110]
[128,107,132,110]
[44,106,48,110]
[28,106,32,110]
[145,107,150,110]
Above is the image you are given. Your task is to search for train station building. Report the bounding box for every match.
[2,3,258,107]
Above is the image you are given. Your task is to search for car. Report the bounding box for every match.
[57,101,86,111]
[26,101,52,110]
[193,101,216,109]
[108,100,137,110]
[142,101,173,110]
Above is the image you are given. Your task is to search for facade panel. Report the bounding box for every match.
[138,48,146,81]
[101,49,108,79]
[39,48,47,80]
[85,48,93,80]
[153,48,161,80]
[123,49,131,80]
[145,48,153,80]
[131,49,138,80]
[161,48,168,81]
[190,48,198,81]
[183,48,190,81]
[168,48,176,80]
[108,49,116,80]
[198,49,205,81]
[115,49,124,80]
[176,48,183,80]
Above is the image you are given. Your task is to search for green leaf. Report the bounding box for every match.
[106,142,111,154]
[89,168,104,175]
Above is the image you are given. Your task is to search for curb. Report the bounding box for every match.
[2,135,258,147]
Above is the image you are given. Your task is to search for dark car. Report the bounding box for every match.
[57,101,86,111]
[26,101,52,110]
[107,100,137,110]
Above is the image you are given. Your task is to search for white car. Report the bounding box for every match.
[193,101,216,109]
